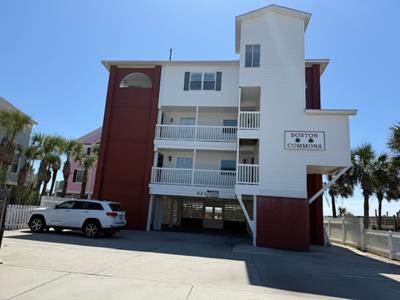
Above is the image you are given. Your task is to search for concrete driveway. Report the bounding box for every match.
[0,230,400,300]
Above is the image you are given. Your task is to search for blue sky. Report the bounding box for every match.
[1,0,399,216]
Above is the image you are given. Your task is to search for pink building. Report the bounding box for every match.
[60,127,101,198]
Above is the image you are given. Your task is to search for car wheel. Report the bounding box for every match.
[83,221,100,238]
[103,229,116,237]
[29,216,45,233]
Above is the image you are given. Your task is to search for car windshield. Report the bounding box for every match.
[108,203,124,212]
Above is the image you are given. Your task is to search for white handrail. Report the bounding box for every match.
[237,164,259,184]
[151,167,236,188]
[155,124,237,142]
[239,112,260,129]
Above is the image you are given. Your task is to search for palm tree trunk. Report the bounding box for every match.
[80,169,88,199]
[363,191,370,229]
[35,161,46,192]
[61,160,70,197]
[40,181,48,199]
[49,169,58,196]
[331,194,337,218]
[377,196,383,230]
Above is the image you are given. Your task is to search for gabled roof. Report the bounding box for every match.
[235,5,311,53]
[0,96,37,124]
[77,127,102,144]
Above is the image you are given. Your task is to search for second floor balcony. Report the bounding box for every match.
[155,124,237,143]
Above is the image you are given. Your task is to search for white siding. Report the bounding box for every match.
[158,63,239,107]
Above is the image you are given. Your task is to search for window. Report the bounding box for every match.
[204,206,223,220]
[222,119,237,134]
[109,203,125,212]
[73,170,84,183]
[203,72,216,90]
[176,157,193,169]
[119,72,152,88]
[221,160,236,171]
[189,73,202,90]
[10,156,19,173]
[184,72,222,91]
[56,201,75,209]
[245,44,260,67]
[86,147,91,155]
[74,201,103,210]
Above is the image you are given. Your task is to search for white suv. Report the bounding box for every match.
[28,199,126,238]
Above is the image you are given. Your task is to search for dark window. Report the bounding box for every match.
[216,72,222,91]
[203,72,216,90]
[56,201,75,209]
[184,72,190,90]
[86,147,91,155]
[189,73,202,90]
[74,201,103,210]
[222,119,237,134]
[10,156,19,173]
[73,170,84,183]
[221,160,236,171]
[109,203,125,212]
[245,44,260,68]
[119,72,152,88]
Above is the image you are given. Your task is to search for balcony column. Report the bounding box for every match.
[236,139,240,183]
[191,149,197,185]
[194,106,199,140]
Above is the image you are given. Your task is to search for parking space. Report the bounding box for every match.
[1,230,400,299]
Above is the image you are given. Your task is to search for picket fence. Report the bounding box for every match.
[324,217,400,261]
[4,196,69,230]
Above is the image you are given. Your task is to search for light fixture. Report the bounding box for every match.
[168,156,172,162]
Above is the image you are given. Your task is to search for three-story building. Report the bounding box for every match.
[94,5,356,250]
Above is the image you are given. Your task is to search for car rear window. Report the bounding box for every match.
[109,203,124,212]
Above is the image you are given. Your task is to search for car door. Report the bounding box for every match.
[48,201,76,227]
[71,201,91,228]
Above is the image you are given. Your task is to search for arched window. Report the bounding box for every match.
[119,72,152,88]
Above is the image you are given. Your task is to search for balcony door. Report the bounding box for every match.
[179,117,195,140]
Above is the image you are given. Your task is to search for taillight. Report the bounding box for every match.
[106,212,118,217]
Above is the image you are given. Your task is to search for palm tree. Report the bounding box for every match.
[32,134,62,193]
[78,155,97,199]
[16,145,38,188]
[60,139,82,197]
[372,154,400,229]
[0,110,32,185]
[327,171,355,218]
[388,122,400,166]
[48,153,61,196]
[351,144,376,229]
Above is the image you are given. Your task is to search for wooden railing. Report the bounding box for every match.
[155,125,237,142]
[151,167,236,188]
[239,112,260,129]
[236,164,259,184]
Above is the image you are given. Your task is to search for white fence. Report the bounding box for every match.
[4,197,73,230]
[239,112,260,129]
[155,125,237,142]
[4,204,40,230]
[151,167,236,188]
[324,217,400,261]
[236,164,259,184]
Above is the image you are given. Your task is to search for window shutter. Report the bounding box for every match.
[216,72,222,91]
[72,170,77,182]
[184,72,190,91]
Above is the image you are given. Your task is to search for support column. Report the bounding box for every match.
[191,149,196,185]
[253,194,257,246]
[146,195,154,231]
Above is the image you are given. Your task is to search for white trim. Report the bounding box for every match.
[305,109,357,116]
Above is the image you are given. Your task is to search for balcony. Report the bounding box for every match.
[151,167,236,188]
[239,112,260,129]
[237,164,259,184]
[155,125,237,142]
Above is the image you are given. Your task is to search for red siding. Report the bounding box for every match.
[94,66,161,230]
[308,174,324,245]
[257,196,310,251]
[305,64,321,109]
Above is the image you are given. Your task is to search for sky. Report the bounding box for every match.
[0,0,399,216]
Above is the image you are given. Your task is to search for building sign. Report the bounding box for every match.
[207,190,219,198]
[284,131,325,151]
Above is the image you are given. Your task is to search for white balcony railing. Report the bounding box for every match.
[151,167,236,188]
[155,125,236,142]
[237,164,259,184]
[239,112,260,129]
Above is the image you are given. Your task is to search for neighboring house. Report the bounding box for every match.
[55,127,101,198]
[93,5,357,251]
[0,96,36,187]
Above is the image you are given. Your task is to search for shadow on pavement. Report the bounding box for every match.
[5,229,400,300]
